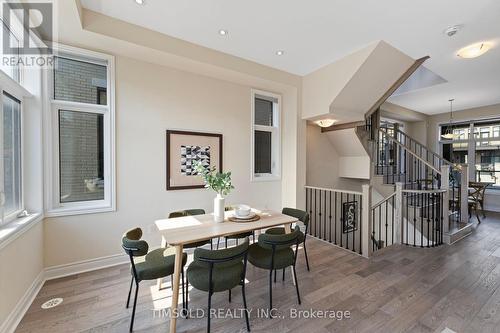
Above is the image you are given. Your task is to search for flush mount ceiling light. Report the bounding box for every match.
[134,0,145,5]
[457,42,492,58]
[218,29,228,36]
[275,50,284,56]
[316,119,336,128]
[441,99,455,140]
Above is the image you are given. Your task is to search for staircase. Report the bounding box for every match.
[357,109,473,252]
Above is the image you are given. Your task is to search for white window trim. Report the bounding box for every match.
[250,89,281,182]
[0,70,31,226]
[43,43,116,217]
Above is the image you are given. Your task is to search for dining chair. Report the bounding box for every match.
[186,238,250,333]
[265,208,310,279]
[248,226,302,313]
[468,187,482,223]
[469,182,489,218]
[216,206,255,249]
[122,228,187,332]
[169,209,213,249]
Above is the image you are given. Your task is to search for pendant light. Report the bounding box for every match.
[441,99,455,140]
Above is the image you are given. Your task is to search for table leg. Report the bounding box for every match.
[158,237,168,290]
[169,244,184,333]
[283,223,296,285]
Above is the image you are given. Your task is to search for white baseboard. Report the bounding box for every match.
[0,270,45,333]
[44,253,129,281]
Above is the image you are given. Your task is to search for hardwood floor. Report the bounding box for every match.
[16,213,500,333]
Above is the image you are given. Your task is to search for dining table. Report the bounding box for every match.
[155,209,299,333]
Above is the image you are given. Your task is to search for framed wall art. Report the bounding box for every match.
[166,130,223,190]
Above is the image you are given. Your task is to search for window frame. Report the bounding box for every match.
[250,89,281,182]
[439,117,500,190]
[43,44,115,217]
[0,74,29,226]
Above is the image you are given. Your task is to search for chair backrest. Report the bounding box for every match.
[169,209,206,218]
[194,238,249,268]
[282,207,310,227]
[258,226,301,250]
[122,227,149,257]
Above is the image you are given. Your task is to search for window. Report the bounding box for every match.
[1,93,22,222]
[0,19,21,83]
[251,90,280,181]
[45,45,115,216]
[440,119,500,189]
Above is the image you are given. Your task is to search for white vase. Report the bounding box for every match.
[214,194,225,223]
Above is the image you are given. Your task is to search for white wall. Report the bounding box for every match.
[43,55,294,267]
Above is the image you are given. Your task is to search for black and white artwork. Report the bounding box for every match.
[180,145,210,175]
[342,201,358,233]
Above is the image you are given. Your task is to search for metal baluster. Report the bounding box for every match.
[314,189,317,237]
[323,190,327,241]
[329,191,332,243]
[358,194,362,255]
[334,192,338,246]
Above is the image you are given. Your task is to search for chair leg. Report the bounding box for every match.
[292,265,301,305]
[210,240,213,250]
[126,276,134,308]
[225,237,228,249]
[268,270,273,315]
[229,289,232,302]
[274,269,277,283]
[303,242,311,271]
[207,291,213,333]
[216,237,220,250]
[252,232,256,243]
[282,268,285,281]
[241,283,250,332]
[130,282,139,332]
[181,270,185,312]
[186,274,189,312]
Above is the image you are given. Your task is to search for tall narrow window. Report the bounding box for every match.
[2,93,22,219]
[47,46,115,215]
[251,90,280,181]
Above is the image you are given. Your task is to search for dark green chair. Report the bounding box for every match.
[186,238,250,333]
[169,209,213,249]
[248,226,302,313]
[122,228,187,332]
[265,208,310,274]
[216,206,255,249]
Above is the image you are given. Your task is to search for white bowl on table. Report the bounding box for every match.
[235,205,251,218]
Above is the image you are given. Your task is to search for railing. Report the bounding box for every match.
[371,192,396,252]
[305,186,365,255]
[374,128,442,190]
[402,189,445,247]
[382,126,452,171]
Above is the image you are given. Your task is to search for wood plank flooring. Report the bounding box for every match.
[16,213,500,333]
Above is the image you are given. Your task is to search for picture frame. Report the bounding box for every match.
[342,201,358,233]
[166,130,223,190]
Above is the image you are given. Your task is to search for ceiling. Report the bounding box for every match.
[80,0,500,115]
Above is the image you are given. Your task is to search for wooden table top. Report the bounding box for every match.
[155,209,297,246]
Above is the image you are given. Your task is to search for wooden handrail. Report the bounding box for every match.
[365,56,430,118]
[378,128,441,174]
[383,127,452,166]
[371,192,396,209]
[304,185,363,196]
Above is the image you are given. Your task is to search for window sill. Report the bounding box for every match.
[251,175,281,182]
[0,213,43,251]
[45,204,115,218]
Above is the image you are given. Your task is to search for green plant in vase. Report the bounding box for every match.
[194,161,234,222]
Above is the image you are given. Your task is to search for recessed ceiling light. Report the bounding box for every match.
[443,25,462,37]
[134,0,145,4]
[457,42,493,59]
[218,29,228,36]
[316,119,336,128]
[276,50,284,56]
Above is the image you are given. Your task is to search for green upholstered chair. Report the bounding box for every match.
[122,227,187,332]
[169,209,213,249]
[265,208,310,273]
[248,226,302,313]
[186,238,250,333]
[216,206,255,249]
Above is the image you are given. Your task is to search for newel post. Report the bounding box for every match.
[395,182,403,244]
[460,164,469,223]
[361,184,372,258]
[440,165,450,234]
